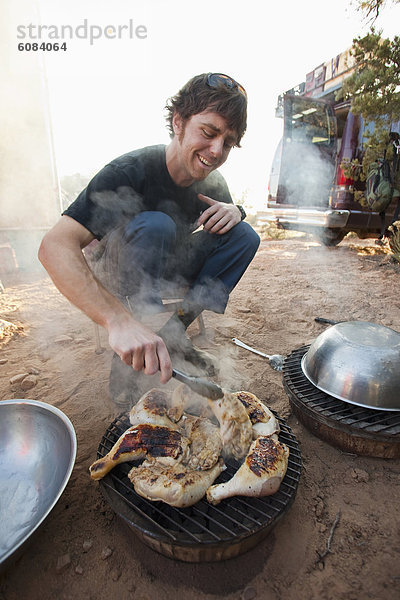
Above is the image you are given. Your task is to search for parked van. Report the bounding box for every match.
[263,51,400,246]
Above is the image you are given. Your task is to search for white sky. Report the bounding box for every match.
[34,0,400,210]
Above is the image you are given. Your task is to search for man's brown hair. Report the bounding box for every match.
[165,73,247,147]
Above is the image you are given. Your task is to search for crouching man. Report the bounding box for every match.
[39,72,260,408]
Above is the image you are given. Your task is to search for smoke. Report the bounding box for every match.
[279,141,335,207]
[0,1,61,272]
[82,183,241,402]
[89,186,145,236]
[84,177,236,318]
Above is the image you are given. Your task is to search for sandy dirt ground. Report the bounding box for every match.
[0,233,400,600]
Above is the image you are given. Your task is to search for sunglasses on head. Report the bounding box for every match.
[207,73,247,98]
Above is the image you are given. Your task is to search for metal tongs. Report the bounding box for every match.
[172,368,224,400]
[232,338,285,371]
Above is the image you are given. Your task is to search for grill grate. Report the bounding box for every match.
[283,346,400,457]
[97,411,301,557]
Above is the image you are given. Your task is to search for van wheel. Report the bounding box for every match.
[316,229,345,247]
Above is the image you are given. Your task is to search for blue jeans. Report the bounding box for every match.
[98,211,260,314]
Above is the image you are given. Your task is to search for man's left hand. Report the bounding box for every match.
[197,193,241,234]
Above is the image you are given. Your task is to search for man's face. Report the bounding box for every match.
[170,110,238,186]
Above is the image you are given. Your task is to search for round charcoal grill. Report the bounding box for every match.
[96,411,301,562]
[283,346,400,459]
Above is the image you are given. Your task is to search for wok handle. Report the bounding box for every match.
[314,317,341,325]
[232,337,272,359]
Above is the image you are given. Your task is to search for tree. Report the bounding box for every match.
[354,0,400,23]
[339,30,400,195]
[341,30,400,122]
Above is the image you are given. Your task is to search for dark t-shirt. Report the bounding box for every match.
[63,144,233,241]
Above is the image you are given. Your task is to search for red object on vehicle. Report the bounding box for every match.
[336,167,353,187]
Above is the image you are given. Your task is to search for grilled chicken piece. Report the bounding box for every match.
[129,458,225,507]
[208,391,252,460]
[89,424,190,480]
[182,415,223,470]
[169,383,194,421]
[206,436,289,505]
[170,382,213,419]
[129,388,184,428]
[233,391,280,438]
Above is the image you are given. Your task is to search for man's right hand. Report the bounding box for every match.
[107,315,173,384]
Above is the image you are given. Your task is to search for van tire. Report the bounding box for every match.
[316,229,346,247]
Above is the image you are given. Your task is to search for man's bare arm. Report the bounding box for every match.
[38,216,172,383]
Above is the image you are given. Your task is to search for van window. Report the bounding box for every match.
[276,95,337,207]
[358,118,400,149]
[284,96,336,148]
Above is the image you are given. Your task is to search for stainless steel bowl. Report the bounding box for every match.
[301,321,400,411]
[0,400,77,572]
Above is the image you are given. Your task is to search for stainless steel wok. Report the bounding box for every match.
[301,321,400,411]
[0,399,77,573]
